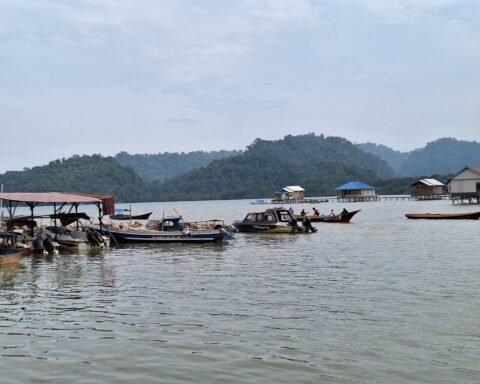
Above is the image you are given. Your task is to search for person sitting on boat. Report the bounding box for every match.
[288,207,294,215]
[287,216,301,232]
[329,209,335,216]
[312,207,320,216]
[300,208,306,216]
[302,216,317,233]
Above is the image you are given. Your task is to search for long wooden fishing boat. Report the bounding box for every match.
[109,211,152,220]
[294,209,361,223]
[405,211,480,220]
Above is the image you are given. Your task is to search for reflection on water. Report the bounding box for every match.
[1,199,480,383]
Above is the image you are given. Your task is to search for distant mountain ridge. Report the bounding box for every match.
[115,149,242,182]
[356,142,407,174]
[151,134,396,201]
[357,138,480,176]
[1,135,477,202]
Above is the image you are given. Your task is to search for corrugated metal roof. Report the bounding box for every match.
[469,166,480,175]
[446,165,480,182]
[282,186,305,192]
[412,178,445,187]
[335,181,376,190]
[0,192,103,203]
[0,192,115,215]
[276,186,305,193]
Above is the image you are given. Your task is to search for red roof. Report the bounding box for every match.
[469,166,480,175]
[0,192,115,215]
[0,192,103,203]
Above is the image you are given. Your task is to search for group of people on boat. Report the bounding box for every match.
[296,207,335,217]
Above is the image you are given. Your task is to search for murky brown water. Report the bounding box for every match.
[1,199,480,383]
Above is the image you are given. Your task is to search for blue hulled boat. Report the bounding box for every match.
[0,232,23,265]
[90,216,233,244]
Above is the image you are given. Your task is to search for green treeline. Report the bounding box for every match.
[0,155,152,202]
[115,150,241,182]
[151,134,396,200]
[0,134,468,202]
[358,137,480,176]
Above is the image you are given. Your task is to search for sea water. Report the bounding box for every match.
[1,198,479,383]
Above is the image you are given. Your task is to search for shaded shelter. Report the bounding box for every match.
[0,192,115,234]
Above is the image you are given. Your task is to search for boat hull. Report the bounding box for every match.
[405,211,480,220]
[0,250,22,265]
[232,222,302,233]
[109,212,152,220]
[90,227,230,243]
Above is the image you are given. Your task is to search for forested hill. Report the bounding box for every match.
[0,135,456,202]
[115,150,242,182]
[358,138,480,176]
[400,138,480,176]
[0,155,152,202]
[356,142,407,174]
[152,134,396,201]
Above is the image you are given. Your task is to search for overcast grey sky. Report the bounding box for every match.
[1,0,479,172]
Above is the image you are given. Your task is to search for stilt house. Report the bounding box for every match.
[410,179,446,200]
[335,181,378,202]
[274,186,305,201]
[447,166,480,204]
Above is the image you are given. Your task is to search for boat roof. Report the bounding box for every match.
[335,181,376,190]
[410,178,445,187]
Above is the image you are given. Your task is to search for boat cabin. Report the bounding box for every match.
[243,208,293,223]
[145,216,184,231]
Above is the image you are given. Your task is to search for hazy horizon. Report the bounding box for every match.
[2,1,479,172]
[0,134,473,174]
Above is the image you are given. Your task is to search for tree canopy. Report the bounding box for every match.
[115,149,241,182]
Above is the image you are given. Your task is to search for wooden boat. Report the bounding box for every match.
[89,216,233,243]
[405,211,480,220]
[109,210,152,220]
[294,209,361,223]
[233,207,314,233]
[0,232,23,264]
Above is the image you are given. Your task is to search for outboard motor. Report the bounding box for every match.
[33,233,44,252]
[86,228,106,247]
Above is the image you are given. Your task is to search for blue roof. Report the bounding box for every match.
[335,181,376,190]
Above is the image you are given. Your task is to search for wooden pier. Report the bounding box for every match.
[332,194,452,203]
[451,193,480,204]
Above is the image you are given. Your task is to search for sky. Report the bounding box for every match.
[1,0,479,173]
